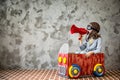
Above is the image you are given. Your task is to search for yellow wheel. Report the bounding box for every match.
[69,64,81,78]
[93,64,105,77]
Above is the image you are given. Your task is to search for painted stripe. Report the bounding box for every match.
[17,70,30,80]
[115,70,120,79]
[105,70,115,80]
[48,69,54,79]
[42,69,51,80]
[1,69,20,79]
[21,70,35,80]
[12,70,28,80]
[0,69,120,80]
[103,73,111,80]
[108,70,118,80]
[28,70,39,80]
[51,69,57,79]
[96,77,100,80]
[41,69,49,79]
[39,69,48,80]
[109,70,120,80]
[53,69,58,80]
[49,69,54,79]
[30,70,40,80]
[91,76,95,80]
[14,70,29,80]
[45,69,53,79]
[34,69,44,80]
[112,70,120,78]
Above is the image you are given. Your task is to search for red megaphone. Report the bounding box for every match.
[70,24,88,40]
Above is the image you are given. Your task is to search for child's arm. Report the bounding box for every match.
[92,38,102,53]
[79,34,87,51]
[85,38,102,57]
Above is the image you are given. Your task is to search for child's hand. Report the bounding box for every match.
[79,34,86,45]
[79,39,82,45]
[79,34,83,45]
[85,51,94,57]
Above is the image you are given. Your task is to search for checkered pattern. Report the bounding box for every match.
[0,69,120,80]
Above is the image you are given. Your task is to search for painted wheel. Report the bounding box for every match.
[69,64,81,78]
[93,64,105,77]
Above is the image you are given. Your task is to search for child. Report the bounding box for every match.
[79,22,102,57]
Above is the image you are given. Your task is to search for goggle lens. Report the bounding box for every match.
[87,25,92,30]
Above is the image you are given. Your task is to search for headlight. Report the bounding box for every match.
[63,57,67,64]
[58,57,62,63]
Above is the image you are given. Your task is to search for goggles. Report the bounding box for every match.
[87,25,99,32]
[87,25,92,30]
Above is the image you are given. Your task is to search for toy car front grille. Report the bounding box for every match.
[59,66,66,75]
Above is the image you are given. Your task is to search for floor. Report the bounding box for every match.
[0,69,120,80]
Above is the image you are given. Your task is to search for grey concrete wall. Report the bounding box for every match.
[0,0,120,69]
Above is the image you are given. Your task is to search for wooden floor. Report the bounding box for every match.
[0,69,120,80]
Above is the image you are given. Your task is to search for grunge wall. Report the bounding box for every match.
[0,0,120,69]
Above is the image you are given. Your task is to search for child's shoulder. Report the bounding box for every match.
[96,37,102,42]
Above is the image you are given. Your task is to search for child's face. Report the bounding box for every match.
[88,29,92,34]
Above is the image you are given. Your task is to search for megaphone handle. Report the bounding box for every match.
[78,34,82,40]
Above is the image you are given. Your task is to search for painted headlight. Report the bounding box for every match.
[63,57,67,64]
[58,57,62,63]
